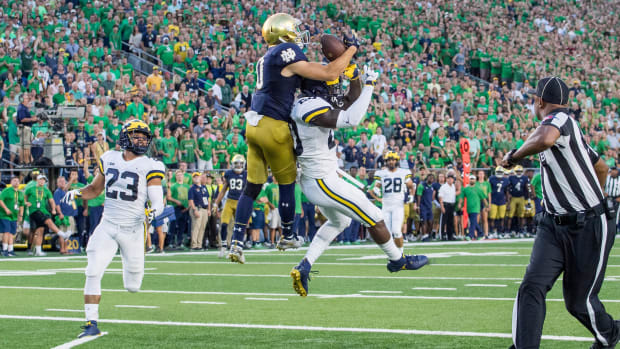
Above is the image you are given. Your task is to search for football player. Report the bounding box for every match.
[489,166,510,238]
[507,165,530,236]
[62,119,165,338]
[370,152,415,252]
[212,154,247,260]
[228,13,358,263]
[289,65,428,297]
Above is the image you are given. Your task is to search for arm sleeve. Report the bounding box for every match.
[274,43,307,66]
[541,112,569,135]
[336,86,375,128]
[147,185,165,217]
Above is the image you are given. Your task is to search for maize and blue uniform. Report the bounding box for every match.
[489,176,510,219]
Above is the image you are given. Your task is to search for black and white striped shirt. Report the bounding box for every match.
[605,175,620,198]
[538,108,604,215]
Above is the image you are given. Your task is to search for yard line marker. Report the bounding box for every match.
[51,331,108,349]
[180,301,227,305]
[114,305,159,309]
[46,309,83,313]
[412,287,457,291]
[465,284,508,288]
[359,291,403,294]
[245,297,288,301]
[8,285,620,303]
[0,314,592,343]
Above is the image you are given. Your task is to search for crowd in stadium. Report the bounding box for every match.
[0,0,618,255]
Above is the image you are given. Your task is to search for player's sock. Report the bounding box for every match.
[35,245,42,254]
[84,303,99,322]
[378,237,403,261]
[2,243,7,251]
[232,194,253,242]
[278,183,295,238]
[219,224,228,247]
[305,222,342,265]
[8,244,13,252]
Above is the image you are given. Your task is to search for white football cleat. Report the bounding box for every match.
[227,245,245,264]
[276,235,304,251]
[218,247,227,258]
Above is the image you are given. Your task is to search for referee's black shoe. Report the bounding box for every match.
[590,320,620,349]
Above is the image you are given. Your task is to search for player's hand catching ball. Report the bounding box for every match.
[342,32,359,49]
[62,189,82,205]
[362,65,379,87]
[343,64,359,80]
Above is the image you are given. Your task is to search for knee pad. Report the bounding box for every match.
[243,182,263,200]
[124,271,143,293]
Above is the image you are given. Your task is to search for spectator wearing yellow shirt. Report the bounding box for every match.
[146,66,163,92]
[173,34,190,62]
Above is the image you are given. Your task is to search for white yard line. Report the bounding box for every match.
[51,331,108,349]
[465,284,508,288]
[412,287,457,291]
[359,291,403,294]
[114,305,159,309]
[180,301,227,305]
[0,314,591,343]
[245,297,288,301]
[46,309,83,313]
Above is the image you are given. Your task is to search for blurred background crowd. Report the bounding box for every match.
[0,0,617,253]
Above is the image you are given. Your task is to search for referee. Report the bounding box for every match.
[605,166,620,232]
[502,77,619,349]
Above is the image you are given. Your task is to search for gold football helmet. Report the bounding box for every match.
[262,13,309,48]
[232,154,246,173]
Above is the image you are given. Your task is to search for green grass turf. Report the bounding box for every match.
[0,240,617,348]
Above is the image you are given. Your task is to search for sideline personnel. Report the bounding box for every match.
[503,77,619,349]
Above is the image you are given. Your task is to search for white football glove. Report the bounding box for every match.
[145,208,156,224]
[61,189,82,205]
[361,65,379,86]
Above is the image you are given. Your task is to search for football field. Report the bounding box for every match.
[1,239,619,348]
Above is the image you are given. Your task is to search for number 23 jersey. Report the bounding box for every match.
[291,96,337,179]
[98,150,165,226]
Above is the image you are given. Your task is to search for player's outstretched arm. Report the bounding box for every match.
[283,46,356,81]
[75,173,105,200]
[147,177,165,219]
[307,66,378,129]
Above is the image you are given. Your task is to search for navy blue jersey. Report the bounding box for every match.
[489,176,510,205]
[224,170,247,201]
[188,184,210,209]
[432,182,441,201]
[251,43,307,122]
[508,175,529,198]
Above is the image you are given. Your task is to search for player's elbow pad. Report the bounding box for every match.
[147,185,165,217]
[336,86,374,128]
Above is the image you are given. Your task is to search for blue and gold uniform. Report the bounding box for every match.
[246,42,307,185]
[221,169,247,225]
[508,169,529,219]
[489,175,510,219]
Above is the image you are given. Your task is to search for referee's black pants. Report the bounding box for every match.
[440,203,455,240]
[511,212,618,348]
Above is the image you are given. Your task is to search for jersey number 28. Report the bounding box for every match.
[384,178,402,193]
[105,168,139,202]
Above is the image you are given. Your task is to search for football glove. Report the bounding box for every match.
[145,208,156,224]
[343,32,359,49]
[361,65,379,87]
[61,189,82,205]
[343,64,359,80]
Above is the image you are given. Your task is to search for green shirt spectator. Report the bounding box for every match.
[0,186,24,221]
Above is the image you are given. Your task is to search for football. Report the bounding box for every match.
[320,34,347,61]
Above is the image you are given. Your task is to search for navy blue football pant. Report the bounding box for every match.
[171,206,189,246]
[301,202,317,241]
[468,212,482,238]
[293,213,302,237]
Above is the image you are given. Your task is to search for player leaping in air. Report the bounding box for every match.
[227,13,358,263]
[289,65,428,297]
[62,119,166,338]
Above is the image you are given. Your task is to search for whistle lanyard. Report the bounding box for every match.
[36,188,44,204]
